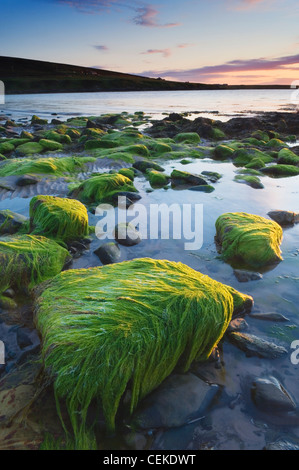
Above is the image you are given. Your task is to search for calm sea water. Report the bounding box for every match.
[2,88,297,122]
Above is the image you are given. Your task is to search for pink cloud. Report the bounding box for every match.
[132,6,180,28]
[140,53,299,82]
[141,48,172,58]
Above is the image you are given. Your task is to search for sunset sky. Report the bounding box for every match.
[1,0,299,85]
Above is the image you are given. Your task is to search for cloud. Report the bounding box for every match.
[141,48,172,58]
[177,43,195,49]
[228,0,274,10]
[53,0,123,13]
[140,53,299,82]
[93,45,109,51]
[132,6,180,28]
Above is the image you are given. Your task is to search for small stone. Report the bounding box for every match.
[265,440,299,451]
[268,210,299,226]
[94,242,121,265]
[249,312,289,322]
[227,317,248,333]
[16,328,34,350]
[16,175,40,186]
[229,332,287,359]
[251,376,296,412]
[115,223,141,247]
[234,270,263,283]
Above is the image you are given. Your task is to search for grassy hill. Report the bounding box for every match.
[0,56,289,94]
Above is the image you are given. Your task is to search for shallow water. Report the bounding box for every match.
[2,88,297,122]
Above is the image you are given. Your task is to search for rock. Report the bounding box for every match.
[111,191,142,206]
[201,171,222,182]
[229,332,287,359]
[15,142,44,156]
[215,212,283,269]
[132,373,219,429]
[188,185,215,193]
[15,175,40,186]
[94,242,121,265]
[133,161,165,173]
[227,317,248,333]
[29,195,89,243]
[123,431,147,450]
[31,115,48,125]
[34,258,252,438]
[39,139,63,151]
[16,327,34,349]
[214,145,235,160]
[265,439,299,450]
[147,170,170,188]
[171,170,208,187]
[0,234,70,295]
[251,376,296,412]
[233,270,263,283]
[0,210,28,234]
[268,210,299,226]
[234,175,264,189]
[174,132,201,144]
[261,165,299,177]
[114,222,141,246]
[249,312,289,322]
[51,118,63,125]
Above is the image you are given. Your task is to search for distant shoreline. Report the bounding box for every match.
[0,56,292,95]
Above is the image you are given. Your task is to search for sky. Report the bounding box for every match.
[0,0,299,85]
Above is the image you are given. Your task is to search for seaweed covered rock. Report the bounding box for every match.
[215,212,283,268]
[0,210,28,235]
[34,258,252,447]
[171,170,208,187]
[0,234,69,295]
[0,156,95,178]
[30,195,89,243]
[70,173,138,205]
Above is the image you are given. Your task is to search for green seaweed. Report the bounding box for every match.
[0,156,96,177]
[215,212,283,268]
[70,172,138,204]
[35,258,252,447]
[0,234,69,294]
[30,196,89,243]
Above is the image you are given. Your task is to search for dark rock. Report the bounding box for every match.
[132,373,219,429]
[51,118,63,125]
[229,332,287,359]
[234,270,263,283]
[201,171,222,182]
[264,439,299,450]
[251,376,296,412]
[171,170,208,187]
[188,185,215,193]
[86,119,98,128]
[115,223,141,247]
[16,327,34,350]
[268,210,299,226]
[0,210,28,235]
[133,161,164,173]
[94,242,121,265]
[227,317,248,333]
[249,312,289,322]
[15,175,40,186]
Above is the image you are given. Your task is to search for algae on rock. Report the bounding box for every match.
[0,234,70,295]
[215,212,283,269]
[70,172,138,204]
[30,195,89,243]
[34,258,253,448]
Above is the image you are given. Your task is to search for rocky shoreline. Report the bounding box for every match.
[0,109,298,450]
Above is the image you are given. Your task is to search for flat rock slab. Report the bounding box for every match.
[132,373,219,430]
[229,332,287,359]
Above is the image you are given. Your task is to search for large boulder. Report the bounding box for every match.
[29,195,89,243]
[0,234,70,295]
[34,258,252,447]
[215,212,283,269]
